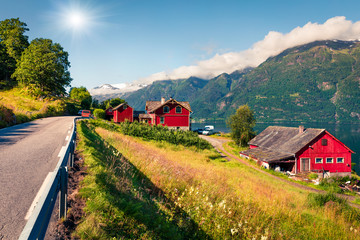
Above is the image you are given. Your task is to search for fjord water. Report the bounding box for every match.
[192,122,360,174]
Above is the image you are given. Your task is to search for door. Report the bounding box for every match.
[301,158,310,172]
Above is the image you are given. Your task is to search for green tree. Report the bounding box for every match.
[69,86,92,109]
[99,97,125,110]
[226,105,256,147]
[93,109,105,119]
[0,18,29,87]
[12,38,72,97]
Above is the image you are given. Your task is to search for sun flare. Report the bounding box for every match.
[46,1,109,41]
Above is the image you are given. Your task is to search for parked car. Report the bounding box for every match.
[192,128,204,134]
[202,125,214,135]
[81,110,91,118]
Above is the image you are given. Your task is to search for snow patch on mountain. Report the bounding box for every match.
[89,83,147,96]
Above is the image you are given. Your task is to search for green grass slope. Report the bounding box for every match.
[0,87,67,128]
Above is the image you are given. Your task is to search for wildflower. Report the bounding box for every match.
[219,200,226,208]
[238,222,242,228]
[261,236,268,240]
[231,228,238,235]
[350,226,354,231]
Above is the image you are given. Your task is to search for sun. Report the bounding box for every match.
[67,11,87,30]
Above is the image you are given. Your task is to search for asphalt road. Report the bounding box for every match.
[0,116,76,240]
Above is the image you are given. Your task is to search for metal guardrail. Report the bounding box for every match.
[18,118,77,240]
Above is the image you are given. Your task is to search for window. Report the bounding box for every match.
[176,106,182,113]
[163,106,169,113]
[321,139,328,146]
[326,157,333,163]
[315,158,323,164]
[336,157,344,163]
[123,105,127,110]
[160,117,165,124]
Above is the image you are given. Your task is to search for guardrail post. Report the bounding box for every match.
[59,166,68,219]
[69,141,74,168]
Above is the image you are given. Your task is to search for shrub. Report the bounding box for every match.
[307,192,347,207]
[93,109,106,119]
[308,173,318,180]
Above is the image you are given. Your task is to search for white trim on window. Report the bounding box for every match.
[315,157,323,164]
[326,157,333,163]
[160,117,165,124]
[336,157,344,163]
[176,106,182,113]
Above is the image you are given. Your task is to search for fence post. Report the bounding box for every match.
[59,166,68,219]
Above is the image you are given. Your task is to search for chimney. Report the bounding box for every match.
[299,125,305,134]
[161,97,165,104]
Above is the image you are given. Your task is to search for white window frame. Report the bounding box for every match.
[176,106,182,113]
[160,117,165,124]
[336,157,344,163]
[315,157,323,164]
[326,157,333,163]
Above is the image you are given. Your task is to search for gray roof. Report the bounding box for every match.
[113,103,130,111]
[241,147,294,162]
[146,98,192,113]
[241,126,325,163]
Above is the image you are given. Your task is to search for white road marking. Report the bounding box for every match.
[24,172,53,220]
[58,146,67,157]
[65,135,69,141]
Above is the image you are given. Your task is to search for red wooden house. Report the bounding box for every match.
[113,103,133,123]
[105,107,113,121]
[240,126,354,177]
[140,97,192,130]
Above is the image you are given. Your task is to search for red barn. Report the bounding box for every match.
[240,126,354,177]
[142,97,192,130]
[113,103,133,123]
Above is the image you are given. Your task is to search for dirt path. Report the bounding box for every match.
[200,135,359,205]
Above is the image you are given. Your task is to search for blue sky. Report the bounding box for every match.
[1,0,360,89]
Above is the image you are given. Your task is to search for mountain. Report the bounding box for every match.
[218,40,360,122]
[125,77,208,110]
[89,83,146,102]
[95,40,360,123]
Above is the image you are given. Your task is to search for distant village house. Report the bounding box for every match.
[140,97,192,130]
[105,107,113,121]
[240,126,354,177]
[113,103,133,123]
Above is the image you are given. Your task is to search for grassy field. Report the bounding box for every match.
[0,87,66,127]
[74,120,360,239]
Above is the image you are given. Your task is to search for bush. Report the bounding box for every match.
[307,192,347,207]
[93,109,105,119]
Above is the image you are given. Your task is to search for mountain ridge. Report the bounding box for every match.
[91,40,360,123]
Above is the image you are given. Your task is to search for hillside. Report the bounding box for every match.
[71,120,360,239]
[220,40,360,122]
[0,88,67,128]
[122,40,360,123]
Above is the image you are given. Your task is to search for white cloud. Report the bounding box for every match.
[139,16,360,84]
